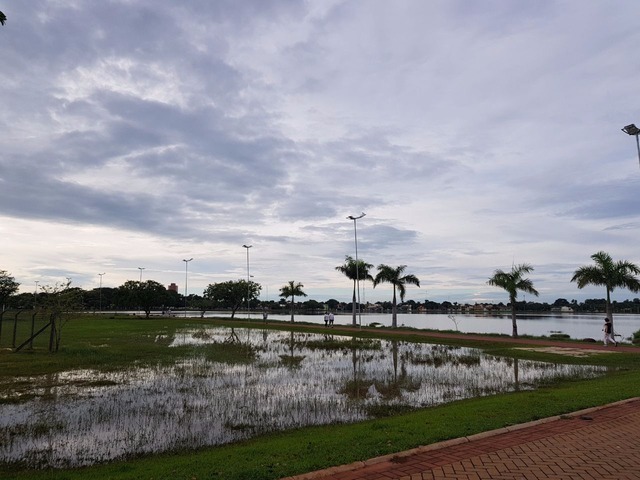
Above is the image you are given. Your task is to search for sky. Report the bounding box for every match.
[1,1,640,305]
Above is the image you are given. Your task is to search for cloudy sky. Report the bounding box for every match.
[2,1,640,305]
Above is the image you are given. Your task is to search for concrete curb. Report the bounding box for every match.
[282,397,640,480]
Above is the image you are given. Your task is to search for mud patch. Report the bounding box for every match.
[514,347,613,357]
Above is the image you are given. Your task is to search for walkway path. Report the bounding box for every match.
[284,398,640,480]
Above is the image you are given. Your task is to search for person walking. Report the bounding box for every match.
[329,311,334,327]
[324,312,329,327]
[603,317,617,346]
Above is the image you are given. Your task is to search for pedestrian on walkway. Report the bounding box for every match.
[324,312,329,327]
[329,312,334,327]
[603,317,617,346]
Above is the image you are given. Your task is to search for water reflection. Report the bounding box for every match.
[0,327,605,469]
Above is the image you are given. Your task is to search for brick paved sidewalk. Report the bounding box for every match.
[284,397,640,480]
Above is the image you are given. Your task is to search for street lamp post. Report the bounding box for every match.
[136,268,145,316]
[622,124,640,167]
[243,245,252,320]
[182,258,193,318]
[347,212,366,327]
[34,280,39,310]
[98,273,105,313]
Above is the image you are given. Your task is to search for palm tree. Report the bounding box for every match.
[372,265,420,328]
[487,263,539,338]
[0,11,6,26]
[279,281,307,322]
[335,256,374,326]
[571,251,640,333]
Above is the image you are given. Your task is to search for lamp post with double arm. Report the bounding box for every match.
[622,123,640,167]
[98,273,105,313]
[347,213,366,327]
[243,245,252,320]
[183,258,193,317]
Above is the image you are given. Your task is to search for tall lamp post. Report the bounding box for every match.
[138,267,145,282]
[622,124,640,167]
[183,258,193,318]
[34,280,39,310]
[243,245,252,320]
[98,273,105,313]
[347,212,366,327]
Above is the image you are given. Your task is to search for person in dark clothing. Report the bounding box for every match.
[603,317,617,346]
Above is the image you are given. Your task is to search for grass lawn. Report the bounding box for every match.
[1,315,639,480]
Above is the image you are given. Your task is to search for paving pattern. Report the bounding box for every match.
[284,398,640,480]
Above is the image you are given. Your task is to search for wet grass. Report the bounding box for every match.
[3,370,639,480]
[1,316,639,480]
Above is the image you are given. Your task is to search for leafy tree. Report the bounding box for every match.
[83,287,116,311]
[203,280,261,319]
[279,281,307,322]
[571,251,640,332]
[36,281,83,352]
[552,298,571,307]
[0,270,19,310]
[336,256,374,326]
[372,265,420,328]
[116,280,169,318]
[7,292,33,309]
[302,299,324,312]
[487,263,539,337]
[326,298,340,311]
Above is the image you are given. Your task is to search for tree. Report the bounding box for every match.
[372,265,420,328]
[336,256,374,326]
[0,270,19,310]
[571,251,640,333]
[116,280,169,318]
[279,281,307,322]
[0,11,6,26]
[487,263,539,338]
[36,281,83,352]
[203,280,261,319]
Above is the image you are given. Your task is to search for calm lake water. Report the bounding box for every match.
[0,327,605,469]
[199,312,640,341]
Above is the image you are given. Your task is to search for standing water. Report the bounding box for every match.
[0,327,605,469]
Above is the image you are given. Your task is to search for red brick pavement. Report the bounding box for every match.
[283,398,640,480]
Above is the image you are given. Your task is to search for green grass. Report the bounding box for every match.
[1,315,639,480]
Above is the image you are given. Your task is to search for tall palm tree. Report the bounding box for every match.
[372,264,420,328]
[279,280,307,323]
[335,256,374,326]
[571,251,640,333]
[0,11,6,26]
[487,263,539,338]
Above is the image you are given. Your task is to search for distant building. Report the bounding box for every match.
[168,283,178,293]
[551,306,574,313]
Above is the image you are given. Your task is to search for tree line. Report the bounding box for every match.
[1,250,639,338]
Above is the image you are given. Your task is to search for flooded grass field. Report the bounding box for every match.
[0,326,606,469]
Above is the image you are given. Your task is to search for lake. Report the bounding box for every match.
[198,311,640,341]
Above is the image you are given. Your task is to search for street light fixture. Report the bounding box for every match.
[183,258,193,318]
[347,212,366,327]
[98,273,105,313]
[138,267,145,282]
[622,123,640,167]
[243,245,252,320]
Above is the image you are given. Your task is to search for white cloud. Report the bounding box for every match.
[2,1,640,306]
